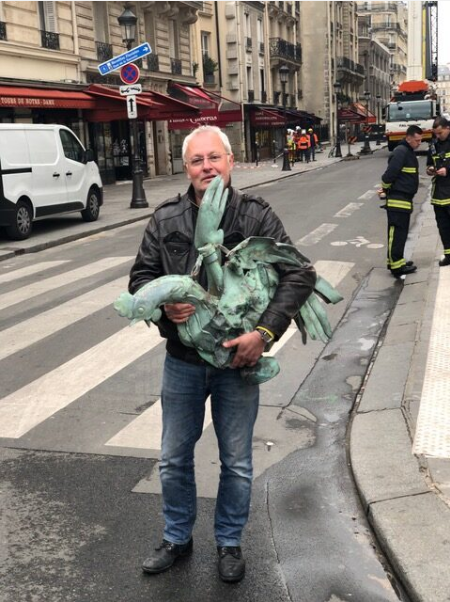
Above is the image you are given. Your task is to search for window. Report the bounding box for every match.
[60,129,84,163]
[260,68,265,93]
[201,31,210,61]
[244,12,250,38]
[38,1,57,32]
[145,11,156,48]
[169,19,179,59]
[93,2,109,43]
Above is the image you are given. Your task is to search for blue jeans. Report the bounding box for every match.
[160,354,259,547]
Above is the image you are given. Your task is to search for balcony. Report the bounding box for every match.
[261,90,267,103]
[259,42,265,54]
[248,90,255,102]
[245,37,252,51]
[391,63,407,74]
[270,37,302,65]
[273,90,281,105]
[282,93,289,107]
[147,54,159,72]
[96,41,113,62]
[336,56,365,83]
[41,30,60,50]
[0,21,6,41]
[171,57,182,75]
[290,94,296,108]
[297,89,303,100]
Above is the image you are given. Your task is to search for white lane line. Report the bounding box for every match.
[334,203,364,218]
[0,322,163,439]
[0,261,70,284]
[0,257,133,311]
[0,277,128,362]
[358,190,376,200]
[296,224,338,247]
[106,260,353,451]
[413,267,450,457]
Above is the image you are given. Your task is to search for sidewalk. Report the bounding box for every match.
[2,140,447,600]
[350,199,450,601]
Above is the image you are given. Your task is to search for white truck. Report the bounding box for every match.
[0,124,103,240]
[385,80,439,151]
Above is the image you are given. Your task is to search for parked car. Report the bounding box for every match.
[0,124,103,240]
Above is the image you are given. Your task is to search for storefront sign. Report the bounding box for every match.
[250,109,285,127]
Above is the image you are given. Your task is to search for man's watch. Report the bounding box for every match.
[255,326,274,347]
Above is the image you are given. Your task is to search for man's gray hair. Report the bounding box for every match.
[182,125,232,162]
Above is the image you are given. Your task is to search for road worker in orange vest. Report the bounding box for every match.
[297,129,311,163]
[307,128,319,161]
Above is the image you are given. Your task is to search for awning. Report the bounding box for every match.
[167,84,242,130]
[85,84,199,122]
[0,86,96,109]
[350,102,377,123]
[250,107,285,127]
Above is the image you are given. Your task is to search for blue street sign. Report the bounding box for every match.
[98,43,152,75]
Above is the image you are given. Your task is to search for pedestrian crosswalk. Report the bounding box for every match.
[0,254,354,461]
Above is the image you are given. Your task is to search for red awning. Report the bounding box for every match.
[84,84,199,122]
[0,86,96,109]
[351,102,376,124]
[167,84,242,130]
[338,107,364,123]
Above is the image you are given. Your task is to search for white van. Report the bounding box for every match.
[0,124,103,240]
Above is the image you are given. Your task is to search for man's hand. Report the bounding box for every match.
[164,302,195,324]
[426,166,436,176]
[436,167,447,177]
[222,331,265,368]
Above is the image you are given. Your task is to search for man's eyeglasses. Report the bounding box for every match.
[186,153,229,167]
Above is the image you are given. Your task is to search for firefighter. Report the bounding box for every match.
[426,116,450,266]
[380,124,423,278]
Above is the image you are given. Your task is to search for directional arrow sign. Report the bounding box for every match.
[120,84,142,96]
[98,43,152,75]
[126,95,137,119]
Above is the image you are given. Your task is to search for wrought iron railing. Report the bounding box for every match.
[245,37,252,50]
[261,90,267,103]
[171,58,182,75]
[0,21,6,41]
[273,91,281,105]
[147,54,159,72]
[41,30,60,50]
[269,38,302,64]
[96,41,113,62]
[259,42,265,54]
[248,90,254,102]
[337,56,365,76]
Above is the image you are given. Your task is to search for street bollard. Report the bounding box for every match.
[282,147,291,171]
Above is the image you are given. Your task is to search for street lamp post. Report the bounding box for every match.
[376,94,382,145]
[333,81,343,158]
[360,90,372,155]
[118,7,148,209]
[279,64,291,172]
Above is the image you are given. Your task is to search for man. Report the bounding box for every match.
[426,116,450,266]
[307,127,319,161]
[298,129,311,163]
[129,126,316,582]
[380,124,422,278]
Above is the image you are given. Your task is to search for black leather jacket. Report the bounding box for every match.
[129,185,316,364]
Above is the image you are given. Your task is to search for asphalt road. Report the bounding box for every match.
[0,150,428,602]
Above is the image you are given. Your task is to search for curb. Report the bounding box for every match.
[350,200,450,602]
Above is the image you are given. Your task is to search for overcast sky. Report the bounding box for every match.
[438,1,450,65]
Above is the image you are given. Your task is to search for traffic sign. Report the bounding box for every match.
[126,95,137,119]
[120,63,140,85]
[120,84,142,96]
[98,42,152,75]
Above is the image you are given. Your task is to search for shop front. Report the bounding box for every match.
[167,84,243,172]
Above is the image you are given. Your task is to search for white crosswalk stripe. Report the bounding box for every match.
[0,261,70,284]
[0,256,132,311]
[295,224,338,247]
[0,277,127,362]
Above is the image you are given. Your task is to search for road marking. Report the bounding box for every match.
[0,322,163,439]
[358,190,376,200]
[413,267,450,457]
[106,260,353,452]
[0,261,70,284]
[0,257,133,311]
[334,203,364,218]
[0,277,128,362]
[296,224,338,247]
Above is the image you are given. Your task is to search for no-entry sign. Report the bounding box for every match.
[120,63,140,85]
